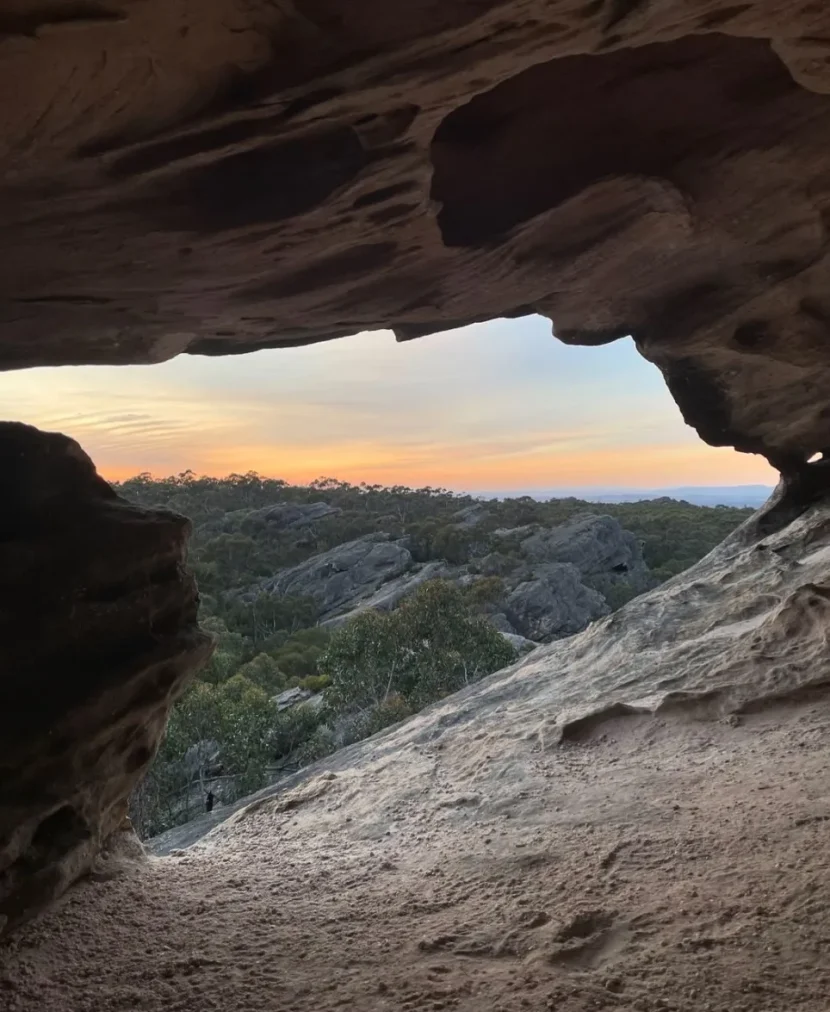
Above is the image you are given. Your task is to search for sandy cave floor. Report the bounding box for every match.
[3,697,830,1012]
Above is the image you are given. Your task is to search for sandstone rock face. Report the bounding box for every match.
[0,423,213,936]
[3,6,830,474]
[5,0,830,940]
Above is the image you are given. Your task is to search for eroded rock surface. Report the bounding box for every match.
[0,423,213,936]
[4,0,830,946]
[2,3,830,471]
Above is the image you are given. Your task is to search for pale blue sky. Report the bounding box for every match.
[0,316,775,489]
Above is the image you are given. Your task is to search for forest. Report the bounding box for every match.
[118,472,753,838]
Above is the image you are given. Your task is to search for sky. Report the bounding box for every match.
[0,315,776,491]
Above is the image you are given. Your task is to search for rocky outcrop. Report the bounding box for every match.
[230,502,341,533]
[518,514,649,589]
[320,560,450,628]
[483,513,651,640]
[246,512,648,638]
[0,423,213,936]
[506,564,610,642]
[256,533,414,619]
[4,8,830,478]
[273,687,314,712]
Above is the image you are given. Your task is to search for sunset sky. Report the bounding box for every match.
[0,315,776,491]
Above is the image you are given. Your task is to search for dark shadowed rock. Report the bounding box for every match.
[0,423,213,936]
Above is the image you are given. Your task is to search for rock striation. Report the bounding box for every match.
[254,532,414,619]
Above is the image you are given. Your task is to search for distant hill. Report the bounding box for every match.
[474,485,775,509]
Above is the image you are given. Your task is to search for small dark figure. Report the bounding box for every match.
[205,790,215,814]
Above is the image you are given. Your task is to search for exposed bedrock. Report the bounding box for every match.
[0,423,213,936]
[2,4,830,467]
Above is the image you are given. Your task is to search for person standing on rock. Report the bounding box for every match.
[205,790,215,814]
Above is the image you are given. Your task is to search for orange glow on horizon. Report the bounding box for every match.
[98,437,776,491]
[0,322,779,495]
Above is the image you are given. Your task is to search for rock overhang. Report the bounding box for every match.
[2,1,830,472]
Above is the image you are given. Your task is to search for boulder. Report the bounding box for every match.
[0,423,213,936]
[478,553,516,578]
[499,631,538,654]
[273,687,313,712]
[487,611,518,635]
[507,564,610,641]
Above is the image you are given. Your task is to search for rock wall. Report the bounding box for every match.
[0,423,213,936]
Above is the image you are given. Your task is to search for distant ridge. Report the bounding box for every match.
[472,485,775,509]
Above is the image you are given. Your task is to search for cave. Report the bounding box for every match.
[2,0,830,1001]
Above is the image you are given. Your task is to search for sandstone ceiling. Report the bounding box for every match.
[2,0,830,472]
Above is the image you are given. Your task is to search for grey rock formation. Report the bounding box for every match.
[453,503,488,529]
[237,501,341,531]
[486,611,518,635]
[246,511,650,641]
[506,563,610,641]
[181,740,221,777]
[321,561,449,628]
[499,631,538,654]
[273,687,313,711]
[520,514,649,589]
[258,533,413,618]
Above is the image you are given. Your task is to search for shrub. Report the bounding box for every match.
[319,580,516,714]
